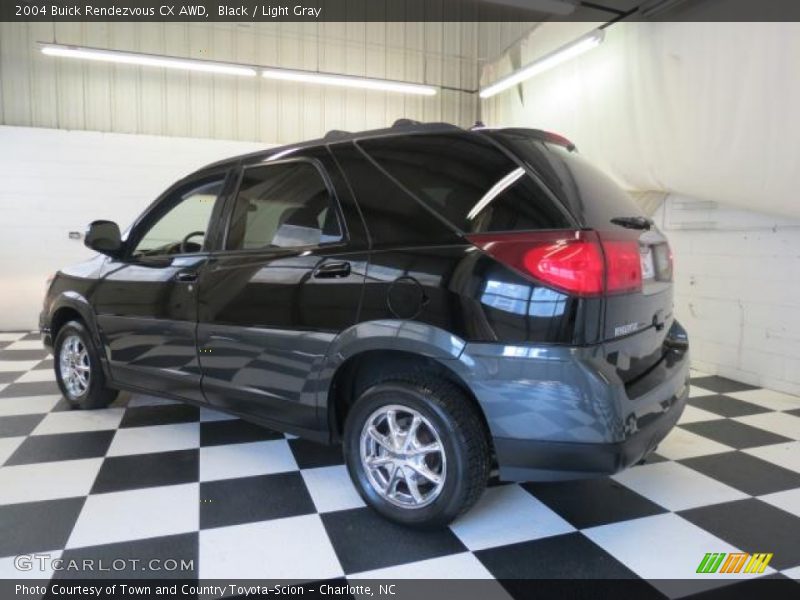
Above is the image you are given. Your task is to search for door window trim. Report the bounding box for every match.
[120,167,234,262]
[121,169,235,261]
[217,156,349,257]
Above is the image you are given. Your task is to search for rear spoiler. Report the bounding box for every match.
[482,127,577,152]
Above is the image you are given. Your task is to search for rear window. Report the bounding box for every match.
[489,131,644,229]
[358,133,571,233]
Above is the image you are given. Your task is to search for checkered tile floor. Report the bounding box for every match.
[1,331,799,596]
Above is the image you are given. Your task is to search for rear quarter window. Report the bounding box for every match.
[358,133,571,233]
[330,142,460,247]
[488,131,644,230]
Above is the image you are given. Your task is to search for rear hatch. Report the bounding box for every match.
[485,129,675,386]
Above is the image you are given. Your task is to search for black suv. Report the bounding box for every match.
[41,120,689,527]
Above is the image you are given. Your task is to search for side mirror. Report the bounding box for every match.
[84,220,122,256]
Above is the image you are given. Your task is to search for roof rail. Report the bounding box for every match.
[320,120,463,145]
[391,118,421,128]
[391,119,463,132]
[323,129,351,141]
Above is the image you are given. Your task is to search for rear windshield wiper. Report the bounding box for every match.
[610,216,653,230]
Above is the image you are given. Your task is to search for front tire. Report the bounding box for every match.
[54,320,118,410]
[343,375,490,528]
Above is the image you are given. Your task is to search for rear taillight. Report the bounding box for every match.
[467,230,643,297]
[601,236,643,294]
[652,241,674,282]
[521,233,605,295]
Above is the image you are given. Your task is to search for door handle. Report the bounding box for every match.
[176,270,198,282]
[313,261,351,279]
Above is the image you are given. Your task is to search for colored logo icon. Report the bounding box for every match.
[696,552,773,574]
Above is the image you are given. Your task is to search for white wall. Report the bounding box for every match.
[480,21,800,220]
[0,21,479,141]
[0,125,268,330]
[656,196,800,396]
[477,21,537,63]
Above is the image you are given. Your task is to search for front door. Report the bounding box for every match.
[197,157,367,432]
[92,172,230,401]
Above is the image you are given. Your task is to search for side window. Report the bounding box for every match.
[329,143,460,246]
[132,179,224,257]
[226,162,342,250]
[359,134,571,234]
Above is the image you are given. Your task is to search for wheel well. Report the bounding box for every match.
[327,349,493,449]
[50,307,83,340]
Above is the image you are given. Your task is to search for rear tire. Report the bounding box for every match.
[343,374,490,528]
[54,320,118,410]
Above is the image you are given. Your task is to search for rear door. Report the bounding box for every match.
[196,152,368,432]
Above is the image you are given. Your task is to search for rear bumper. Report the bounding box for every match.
[494,383,687,481]
[454,320,690,482]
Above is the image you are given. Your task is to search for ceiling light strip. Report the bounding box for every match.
[261,68,436,96]
[38,43,437,96]
[479,29,605,99]
[39,43,257,77]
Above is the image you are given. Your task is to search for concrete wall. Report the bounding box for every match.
[655,196,800,396]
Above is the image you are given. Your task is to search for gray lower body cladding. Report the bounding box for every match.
[453,322,690,482]
[493,394,686,481]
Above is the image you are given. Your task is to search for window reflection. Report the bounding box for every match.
[529,287,567,317]
[365,262,442,287]
[480,279,567,318]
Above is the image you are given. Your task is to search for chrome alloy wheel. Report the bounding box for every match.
[59,334,91,399]
[359,404,446,509]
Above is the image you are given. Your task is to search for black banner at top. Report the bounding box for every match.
[4,0,800,23]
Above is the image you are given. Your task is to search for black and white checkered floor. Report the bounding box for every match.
[1,331,799,597]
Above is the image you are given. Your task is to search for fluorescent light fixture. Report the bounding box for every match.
[467,167,526,220]
[39,43,257,77]
[38,42,437,95]
[261,68,437,96]
[479,29,604,99]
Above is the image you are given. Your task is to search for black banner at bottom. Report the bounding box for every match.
[2,578,798,600]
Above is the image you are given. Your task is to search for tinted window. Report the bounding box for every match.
[359,133,571,233]
[489,131,644,229]
[330,143,460,247]
[226,162,342,250]
[133,179,223,257]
